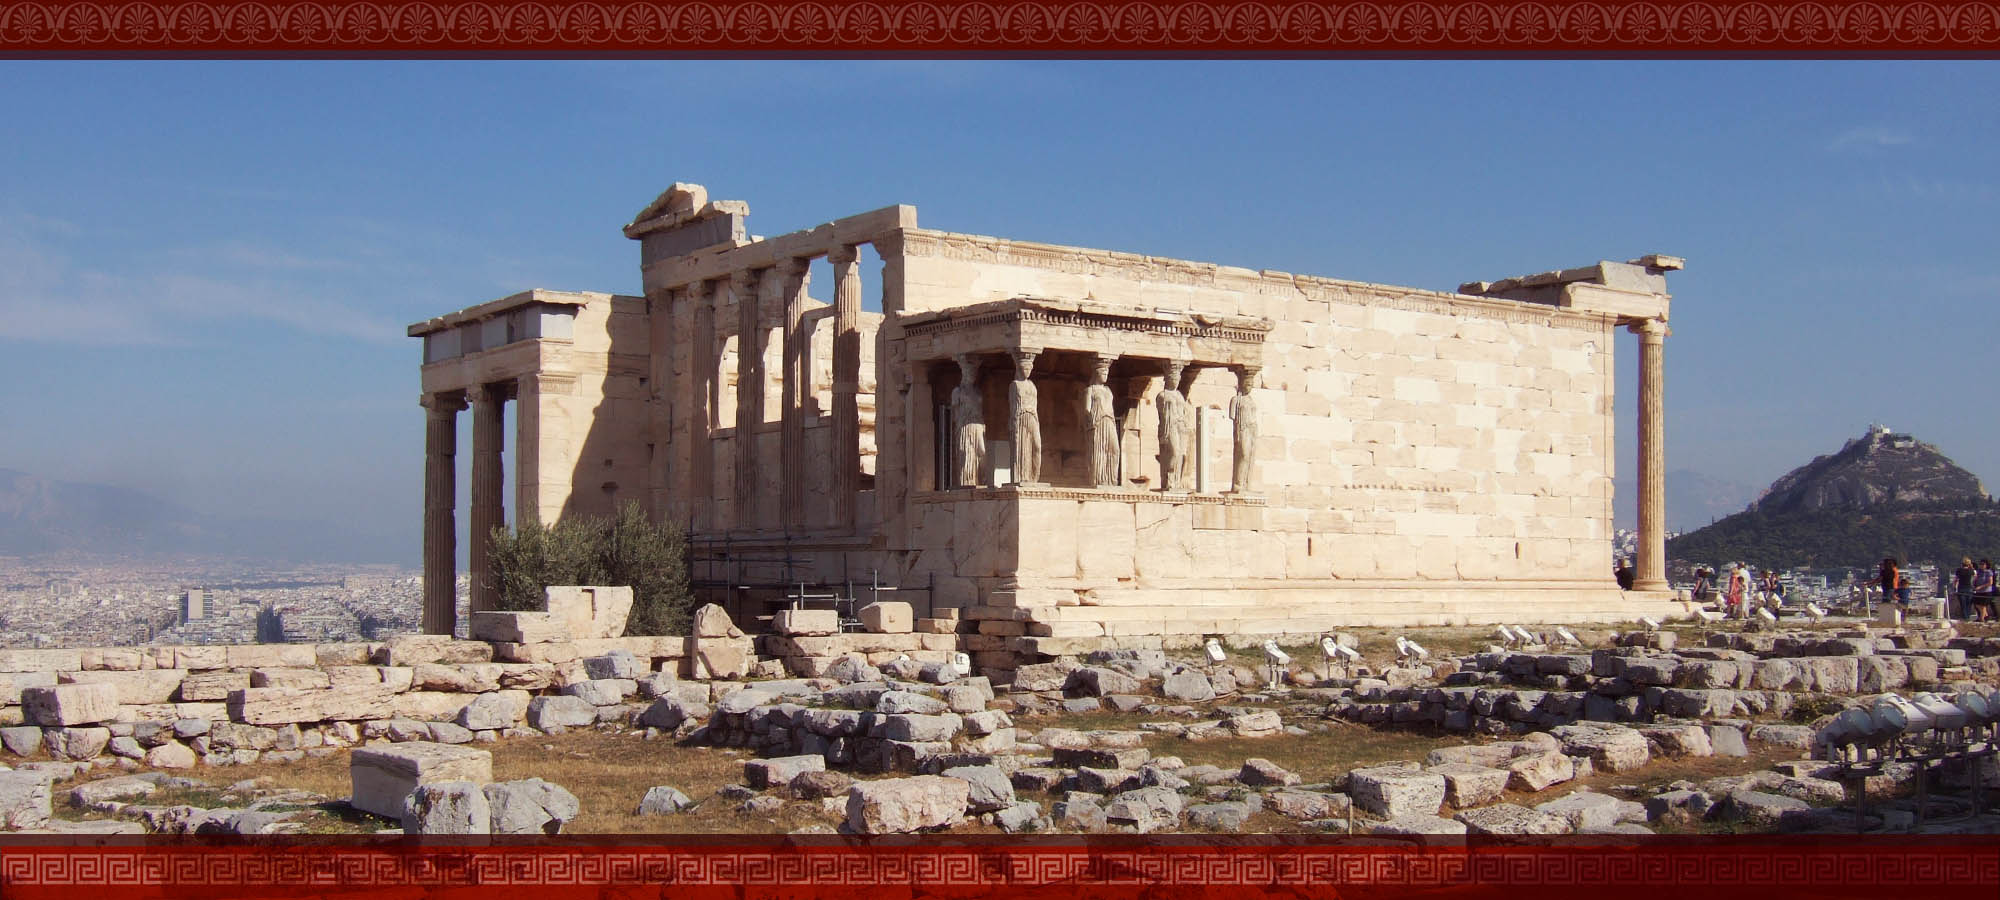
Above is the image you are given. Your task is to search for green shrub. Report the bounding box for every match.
[488,500,694,636]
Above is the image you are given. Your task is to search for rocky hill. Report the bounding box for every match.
[1751,425,1986,514]
[1669,426,1997,568]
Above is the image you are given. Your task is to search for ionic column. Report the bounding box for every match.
[468,383,505,617]
[421,392,466,635]
[779,257,810,521]
[829,245,862,529]
[732,269,763,531]
[688,279,717,532]
[1632,319,1669,591]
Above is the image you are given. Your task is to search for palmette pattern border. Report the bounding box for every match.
[1,841,1996,888]
[1,2,1999,53]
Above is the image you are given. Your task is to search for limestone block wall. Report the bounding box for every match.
[891,228,1653,638]
[522,294,652,524]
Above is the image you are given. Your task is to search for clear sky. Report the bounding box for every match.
[2,61,1994,564]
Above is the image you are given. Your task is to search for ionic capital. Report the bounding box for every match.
[827,244,858,267]
[421,392,467,414]
[1627,318,1670,339]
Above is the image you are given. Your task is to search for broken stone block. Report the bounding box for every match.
[1429,763,1510,808]
[774,609,839,637]
[50,727,111,761]
[0,770,53,830]
[1534,790,1633,831]
[1638,724,1713,758]
[403,781,489,834]
[1722,790,1811,829]
[1549,724,1650,773]
[745,755,825,790]
[1349,766,1447,818]
[456,691,529,731]
[484,778,579,834]
[350,741,494,821]
[229,687,397,725]
[0,726,43,756]
[1265,789,1349,820]
[691,603,743,639]
[1239,758,1300,787]
[845,775,969,834]
[527,696,598,731]
[544,586,632,640]
[1505,751,1575,793]
[1371,814,1466,836]
[1161,669,1217,702]
[637,785,693,815]
[1104,786,1184,833]
[470,611,571,644]
[23,684,120,727]
[1456,803,1571,835]
[582,651,645,681]
[859,602,914,635]
[942,764,1015,814]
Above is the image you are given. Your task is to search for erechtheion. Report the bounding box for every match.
[411,183,1682,659]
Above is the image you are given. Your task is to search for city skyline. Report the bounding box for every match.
[3,60,1996,564]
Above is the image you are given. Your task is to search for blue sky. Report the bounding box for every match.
[2,61,1994,563]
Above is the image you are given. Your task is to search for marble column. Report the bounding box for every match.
[829,245,862,529]
[732,268,763,531]
[779,257,810,522]
[468,383,505,617]
[1632,319,1669,592]
[421,392,466,635]
[688,279,716,532]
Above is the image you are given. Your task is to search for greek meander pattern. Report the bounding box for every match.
[1,3,1998,51]
[2,841,1996,889]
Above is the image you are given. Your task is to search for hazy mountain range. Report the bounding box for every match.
[0,468,405,564]
[1615,468,1761,533]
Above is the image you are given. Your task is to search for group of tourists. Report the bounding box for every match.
[1948,558,1999,623]
[1686,563,1785,618]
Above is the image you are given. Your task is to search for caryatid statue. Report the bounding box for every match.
[951,354,986,488]
[1085,357,1119,487]
[1156,361,1194,492]
[1229,366,1259,493]
[1009,350,1042,485]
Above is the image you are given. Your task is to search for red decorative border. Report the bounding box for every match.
[0,2,1998,55]
[0,837,1995,898]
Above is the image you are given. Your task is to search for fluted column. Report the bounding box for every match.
[779,257,810,522]
[829,245,862,530]
[421,392,466,635]
[1633,319,1669,591]
[468,383,505,616]
[732,268,763,531]
[688,279,716,532]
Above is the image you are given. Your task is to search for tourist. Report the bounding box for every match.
[1725,564,1749,617]
[1614,560,1635,591]
[1974,560,1997,623]
[1956,558,1976,620]
[1691,567,1713,606]
[1867,557,1904,606]
[1759,569,1784,608]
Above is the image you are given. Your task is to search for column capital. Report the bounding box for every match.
[730,268,762,291]
[1627,318,1670,339]
[780,255,810,278]
[827,243,858,266]
[421,392,467,413]
[871,232,904,257]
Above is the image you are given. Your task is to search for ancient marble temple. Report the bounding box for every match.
[410,183,1683,655]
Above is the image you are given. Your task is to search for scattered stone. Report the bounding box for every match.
[787,770,853,801]
[995,801,1046,833]
[1505,751,1575,793]
[1456,803,1571,835]
[349,742,493,821]
[485,779,579,834]
[1161,669,1217,702]
[745,755,826,790]
[403,781,489,834]
[0,726,42,757]
[637,785,693,815]
[1186,801,1254,831]
[1349,766,1446,818]
[1265,789,1349,820]
[845,775,969,834]
[1238,758,1300,787]
[1053,791,1108,831]
[1371,814,1467,836]
[1429,763,1509,808]
[1103,786,1183,833]
[942,764,1015,814]
[1707,724,1749,757]
[527,696,599,731]
[1722,790,1811,829]
[0,771,52,829]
